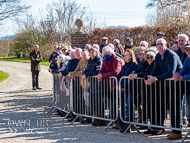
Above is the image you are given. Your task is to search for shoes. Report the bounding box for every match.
[120,125,130,133]
[92,119,107,126]
[167,132,182,140]
[80,118,92,123]
[144,129,163,135]
[101,121,107,126]
[112,124,124,129]
[67,116,79,122]
[36,87,42,90]
[140,125,148,129]
[59,113,67,117]
[32,87,36,90]
[151,130,163,135]
[57,111,64,115]
[144,129,152,134]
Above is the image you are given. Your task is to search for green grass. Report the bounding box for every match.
[0,71,9,82]
[0,56,50,66]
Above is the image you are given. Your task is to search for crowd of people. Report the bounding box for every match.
[30,32,190,140]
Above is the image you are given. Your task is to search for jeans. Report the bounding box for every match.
[119,92,134,126]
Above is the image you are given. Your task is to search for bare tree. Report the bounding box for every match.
[146,0,190,27]
[39,0,101,44]
[146,0,188,9]
[0,0,31,21]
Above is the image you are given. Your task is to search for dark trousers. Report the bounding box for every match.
[119,91,134,126]
[151,81,183,134]
[73,78,85,114]
[32,71,39,88]
[168,82,184,134]
[141,83,153,123]
[151,82,165,129]
[89,93,104,117]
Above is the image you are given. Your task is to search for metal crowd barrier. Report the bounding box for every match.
[71,76,119,130]
[119,76,190,143]
[47,74,190,142]
[47,74,73,121]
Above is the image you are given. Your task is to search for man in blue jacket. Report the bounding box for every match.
[173,43,190,128]
[58,48,81,77]
[145,38,182,140]
[58,48,81,122]
[175,34,189,64]
[99,37,108,53]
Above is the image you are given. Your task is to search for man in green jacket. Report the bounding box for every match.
[30,45,42,90]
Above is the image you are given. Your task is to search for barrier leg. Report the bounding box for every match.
[133,124,140,133]
[47,106,54,114]
[49,102,53,107]
[123,124,131,134]
[71,116,79,124]
[48,108,56,117]
[105,121,113,131]
[180,132,189,143]
[61,113,69,122]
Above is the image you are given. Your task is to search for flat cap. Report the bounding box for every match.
[174,39,178,43]
[126,38,133,42]
[157,32,164,36]
[185,43,190,48]
[61,46,68,50]
[102,37,108,40]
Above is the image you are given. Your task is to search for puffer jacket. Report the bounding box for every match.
[61,58,80,76]
[99,54,124,90]
[83,56,102,94]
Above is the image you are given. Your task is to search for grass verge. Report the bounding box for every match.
[0,56,50,66]
[0,71,9,82]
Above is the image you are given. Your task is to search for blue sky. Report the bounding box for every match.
[1,0,152,37]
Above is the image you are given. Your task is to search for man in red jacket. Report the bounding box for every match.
[93,46,124,126]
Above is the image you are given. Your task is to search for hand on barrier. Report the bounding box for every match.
[97,74,102,81]
[129,73,137,80]
[173,73,184,81]
[68,72,71,77]
[144,75,157,85]
[58,72,62,78]
[82,74,86,79]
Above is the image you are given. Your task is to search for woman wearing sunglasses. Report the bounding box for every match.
[129,47,158,80]
[129,47,158,129]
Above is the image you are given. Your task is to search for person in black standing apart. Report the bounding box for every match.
[30,45,42,90]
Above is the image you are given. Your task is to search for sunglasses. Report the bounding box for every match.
[185,48,190,52]
[147,56,153,60]
[102,40,107,41]
[156,43,164,46]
